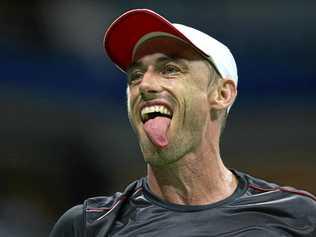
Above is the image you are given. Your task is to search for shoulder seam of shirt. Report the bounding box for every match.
[279,186,316,201]
[249,183,316,201]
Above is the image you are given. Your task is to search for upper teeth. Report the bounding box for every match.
[141,105,172,121]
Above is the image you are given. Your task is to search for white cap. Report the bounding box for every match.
[172,23,238,86]
[104,9,238,87]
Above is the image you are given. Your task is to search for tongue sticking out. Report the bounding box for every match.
[143,116,171,148]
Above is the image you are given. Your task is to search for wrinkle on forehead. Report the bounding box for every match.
[132,36,205,65]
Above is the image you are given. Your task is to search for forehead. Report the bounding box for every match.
[132,36,205,67]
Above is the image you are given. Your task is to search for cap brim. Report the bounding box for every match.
[104,9,191,72]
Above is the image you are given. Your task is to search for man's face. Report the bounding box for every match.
[126,37,214,166]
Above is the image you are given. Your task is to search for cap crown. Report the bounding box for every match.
[173,23,238,85]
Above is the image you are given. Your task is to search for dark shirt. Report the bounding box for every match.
[50,170,316,236]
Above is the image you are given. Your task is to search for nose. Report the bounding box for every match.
[139,68,162,100]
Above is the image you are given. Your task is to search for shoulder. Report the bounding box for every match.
[49,178,144,237]
[243,170,316,201]
[49,194,126,237]
[233,170,316,235]
[236,170,316,216]
[49,194,122,237]
[84,179,143,225]
[49,205,84,237]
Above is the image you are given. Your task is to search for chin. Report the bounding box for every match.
[140,141,185,167]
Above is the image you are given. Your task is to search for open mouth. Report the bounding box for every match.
[140,105,173,148]
[140,105,173,123]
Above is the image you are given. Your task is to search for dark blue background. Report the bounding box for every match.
[1,1,315,236]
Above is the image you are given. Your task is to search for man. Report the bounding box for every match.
[50,9,316,237]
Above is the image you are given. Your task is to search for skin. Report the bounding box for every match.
[126,37,238,205]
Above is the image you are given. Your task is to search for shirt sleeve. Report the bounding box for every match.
[49,205,84,237]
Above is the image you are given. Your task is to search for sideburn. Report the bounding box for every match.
[207,63,221,122]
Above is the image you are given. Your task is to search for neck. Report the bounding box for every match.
[146,139,238,205]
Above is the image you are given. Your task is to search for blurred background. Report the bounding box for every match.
[1,0,315,236]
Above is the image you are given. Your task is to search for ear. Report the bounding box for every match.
[208,79,237,111]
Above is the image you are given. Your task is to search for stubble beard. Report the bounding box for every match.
[138,115,205,167]
[127,90,208,168]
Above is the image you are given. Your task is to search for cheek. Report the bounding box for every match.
[126,87,140,125]
[126,88,135,121]
[183,80,208,104]
[127,87,137,110]
[182,84,210,122]
[126,88,132,112]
